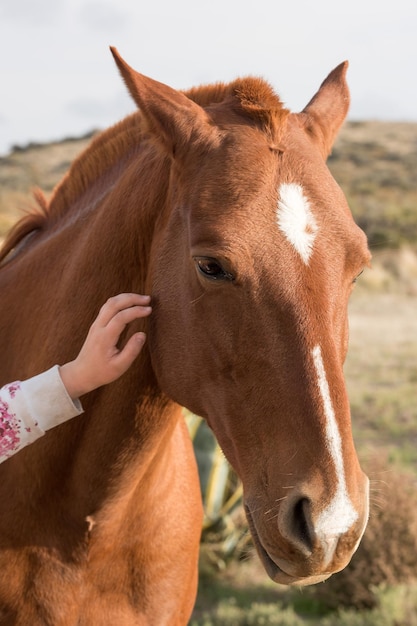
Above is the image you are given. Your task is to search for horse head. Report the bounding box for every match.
[112,48,370,585]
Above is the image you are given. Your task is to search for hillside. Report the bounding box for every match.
[329,121,417,249]
[1,121,417,248]
[0,132,94,238]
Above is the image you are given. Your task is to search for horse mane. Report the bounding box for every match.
[0,113,143,263]
[0,76,288,264]
[186,76,288,145]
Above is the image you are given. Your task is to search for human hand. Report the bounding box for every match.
[59,293,152,399]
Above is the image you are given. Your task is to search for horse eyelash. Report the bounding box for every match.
[353,269,364,284]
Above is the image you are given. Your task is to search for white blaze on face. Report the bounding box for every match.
[277,183,318,264]
[311,345,358,563]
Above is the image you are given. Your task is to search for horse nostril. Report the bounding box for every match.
[291,497,313,552]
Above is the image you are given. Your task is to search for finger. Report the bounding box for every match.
[105,305,152,341]
[112,332,147,376]
[96,294,151,327]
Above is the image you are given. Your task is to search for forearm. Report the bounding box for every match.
[0,366,83,464]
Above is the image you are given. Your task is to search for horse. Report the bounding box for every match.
[0,48,370,625]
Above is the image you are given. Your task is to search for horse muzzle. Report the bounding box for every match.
[244,475,369,586]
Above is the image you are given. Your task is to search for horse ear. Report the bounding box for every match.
[110,47,211,157]
[299,61,350,159]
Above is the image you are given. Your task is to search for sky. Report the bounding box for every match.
[1,0,416,156]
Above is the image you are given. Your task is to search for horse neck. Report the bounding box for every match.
[2,132,179,514]
[63,375,183,518]
[52,142,175,501]
[56,140,169,291]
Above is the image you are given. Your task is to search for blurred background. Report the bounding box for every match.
[1,0,417,155]
[1,1,416,624]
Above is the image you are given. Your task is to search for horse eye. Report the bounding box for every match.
[195,257,234,281]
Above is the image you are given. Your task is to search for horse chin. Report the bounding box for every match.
[244,504,331,587]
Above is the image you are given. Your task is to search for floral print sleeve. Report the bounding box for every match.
[0,382,25,456]
[0,366,83,464]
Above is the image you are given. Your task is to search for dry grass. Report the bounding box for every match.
[0,133,93,242]
[313,457,417,610]
[346,278,417,467]
[329,121,417,248]
[0,135,93,193]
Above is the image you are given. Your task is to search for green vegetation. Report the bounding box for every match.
[191,582,417,625]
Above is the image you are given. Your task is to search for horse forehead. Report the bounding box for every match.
[276,183,319,265]
[183,125,367,266]
[184,135,277,220]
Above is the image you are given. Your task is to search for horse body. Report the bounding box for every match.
[0,114,201,625]
[0,49,370,624]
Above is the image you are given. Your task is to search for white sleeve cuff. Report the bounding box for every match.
[20,365,83,433]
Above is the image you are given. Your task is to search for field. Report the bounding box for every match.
[1,121,416,624]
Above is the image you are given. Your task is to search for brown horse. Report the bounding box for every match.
[0,49,370,625]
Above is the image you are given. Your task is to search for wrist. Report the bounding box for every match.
[59,360,90,400]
